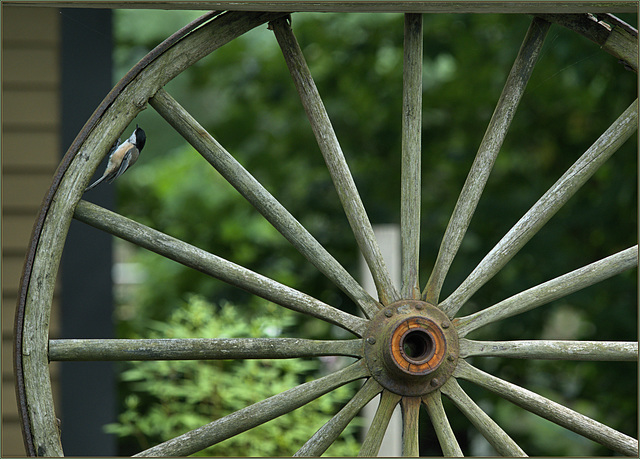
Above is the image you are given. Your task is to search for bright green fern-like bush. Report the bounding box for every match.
[105,295,362,456]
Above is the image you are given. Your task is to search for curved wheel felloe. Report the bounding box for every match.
[15,6,638,457]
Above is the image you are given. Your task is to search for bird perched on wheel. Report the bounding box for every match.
[84,125,146,192]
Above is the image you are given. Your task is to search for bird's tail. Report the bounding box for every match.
[84,175,108,192]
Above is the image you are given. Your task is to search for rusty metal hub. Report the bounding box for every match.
[363,299,459,396]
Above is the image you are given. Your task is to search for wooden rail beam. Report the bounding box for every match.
[4,1,638,13]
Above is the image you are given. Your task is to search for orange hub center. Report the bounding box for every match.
[391,317,446,375]
[363,300,459,396]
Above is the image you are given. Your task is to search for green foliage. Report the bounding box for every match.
[106,295,361,456]
[112,10,637,456]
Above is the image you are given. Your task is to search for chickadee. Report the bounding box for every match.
[84,125,146,192]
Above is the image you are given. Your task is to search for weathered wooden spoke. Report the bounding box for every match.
[400,396,421,457]
[422,390,464,457]
[440,378,527,457]
[149,87,381,319]
[401,13,423,299]
[455,245,638,337]
[271,16,400,305]
[358,390,402,457]
[48,338,363,361]
[294,378,383,457]
[440,100,638,317]
[455,360,639,456]
[74,200,368,336]
[424,17,550,305]
[459,339,638,361]
[135,360,369,457]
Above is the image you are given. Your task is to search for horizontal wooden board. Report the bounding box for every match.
[1,6,60,45]
[1,419,26,457]
[2,375,19,419]
[2,173,54,210]
[2,294,19,336]
[2,6,62,456]
[4,2,637,13]
[2,214,40,252]
[2,48,60,88]
[2,131,60,170]
[2,338,17,378]
[2,90,60,128]
[2,295,18,336]
[2,255,28,296]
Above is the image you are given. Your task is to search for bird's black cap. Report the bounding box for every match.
[134,125,146,151]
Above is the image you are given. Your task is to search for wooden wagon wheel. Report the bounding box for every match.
[14,5,638,457]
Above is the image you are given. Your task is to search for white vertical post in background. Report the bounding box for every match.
[360,224,403,456]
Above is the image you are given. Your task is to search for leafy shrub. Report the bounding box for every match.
[106,295,362,456]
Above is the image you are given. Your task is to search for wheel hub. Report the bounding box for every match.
[363,300,459,396]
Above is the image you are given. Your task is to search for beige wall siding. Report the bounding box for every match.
[2,6,62,456]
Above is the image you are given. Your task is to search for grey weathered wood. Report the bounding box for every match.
[400,396,421,457]
[422,390,464,457]
[603,24,639,72]
[10,2,638,13]
[358,390,402,457]
[441,99,639,317]
[401,13,423,300]
[455,360,639,456]
[73,200,368,337]
[424,17,550,304]
[18,12,285,455]
[20,212,65,457]
[459,339,638,361]
[150,88,380,319]
[22,281,63,458]
[271,17,400,306]
[49,338,363,361]
[441,378,527,457]
[455,245,638,336]
[294,378,382,456]
[135,360,369,456]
